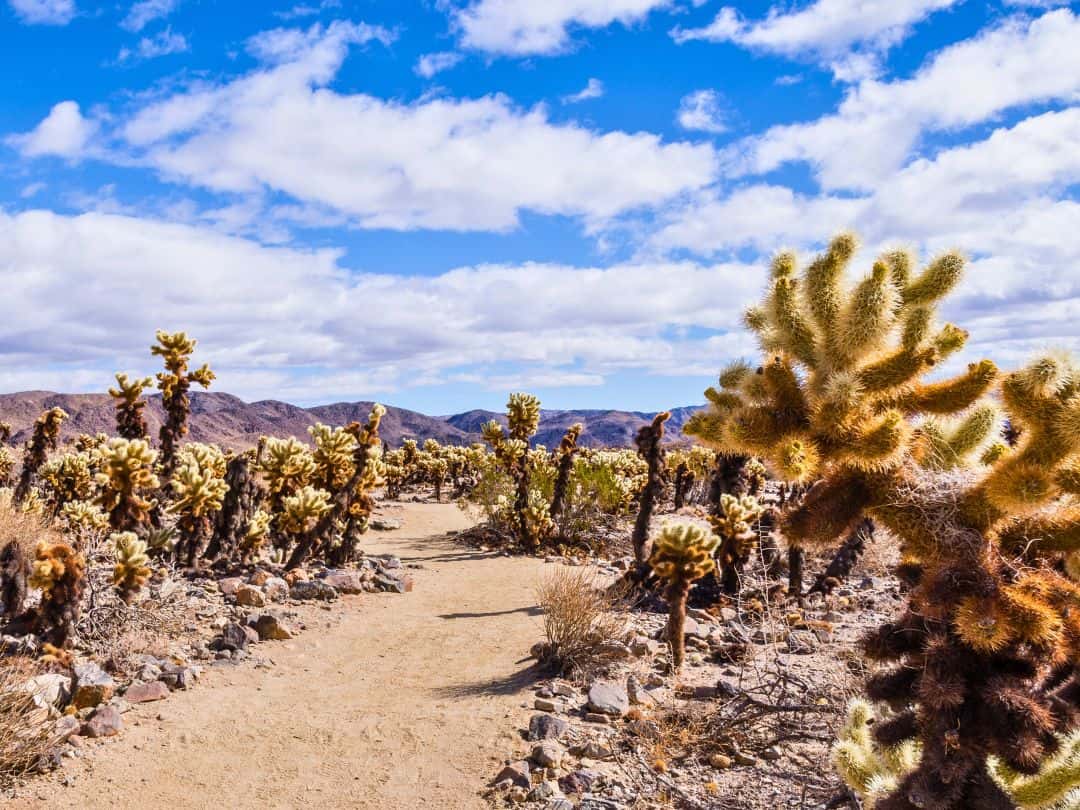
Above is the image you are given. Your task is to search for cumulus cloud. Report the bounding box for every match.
[0,208,761,400]
[676,89,727,134]
[414,51,464,78]
[7,101,97,158]
[562,77,604,104]
[725,9,1080,190]
[673,0,959,78]
[30,21,717,233]
[8,0,75,25]
[455,0,671,56]
[120,0,178,32]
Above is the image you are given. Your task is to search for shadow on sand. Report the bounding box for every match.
[430,661,545,699]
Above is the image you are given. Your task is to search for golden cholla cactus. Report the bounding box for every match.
[648,522,719,671]
[258,436,316,496]
[58,499,110,551]
[108,372,154,440]
[110,531,151,604]
[631,412,670,563]
[832,700,922,808]
[38,452,95,516]
[279,485,332,536]
[170,450,228,568]
[689,234,1080,807]
[549,423,583,520]
[151,330,215,473]
[27,541,85,648]
[482,394,550,549]
[310,423,358,491]
[176,442,227,479]
[507,393,541,441]
[14,407,68,504]
[241,509,272,560]
[711,492,765,595]
[0,445,14,488]
[94,437,159,531]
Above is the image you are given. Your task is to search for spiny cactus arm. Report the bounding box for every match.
[804,233,856,347]
[111,531,151,602]
[506,393,541,441]
[108,372,154,405]
[782,471,873,548]
[767,270,818,368]
[838,410,910,474]
[834,261,900,370]
[996,508,1080,556]
[992,730,1080,809]
[899,251,965,308]
[899,360,999,415]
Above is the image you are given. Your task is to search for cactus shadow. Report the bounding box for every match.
[430,661,543,699]
[437,605,542,620]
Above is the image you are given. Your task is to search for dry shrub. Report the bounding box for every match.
[78,591,186,676]
[535,565,629,677]
[0,506,51,558]
[0,657,60,785]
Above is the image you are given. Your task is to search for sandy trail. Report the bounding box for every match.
[13,503,546,810]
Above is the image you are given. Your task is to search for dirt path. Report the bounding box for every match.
[13,504,547,810]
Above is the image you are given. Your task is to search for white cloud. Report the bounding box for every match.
[673,0,959,79]
[727,9,1080,190]
[562,77,604,104]
[0,208,762,400]
[19,182,46,198]
[120,0,178,32]
[50,21,719,232]
[117,27,188,63]
[676,89,727,134]
[455,0,671,56]
[7,101,97,159]
[8,0,75,25]
[414,51,464,79]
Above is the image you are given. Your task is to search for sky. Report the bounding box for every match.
[1,0,1078,413]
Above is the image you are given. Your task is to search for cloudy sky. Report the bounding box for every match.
[2,0,1078,412]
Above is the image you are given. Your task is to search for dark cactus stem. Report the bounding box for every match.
[673,462,694,509]
[758,508,784,578]
[631,412,671,564]
[515,457,534,549]
[549,424,582,520]
[177,515,212,570]
[207,453,260,562]
[665,578,690,671]
[788,545,805,599]
[0,541,28,620]
[808,518,875,595]
[14,408,66,505]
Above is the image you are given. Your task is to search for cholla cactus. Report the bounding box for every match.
[711,493,764,595]
[483,394,550,549]
[14,407,67,504]
[259,437,315,499]
[279,485,332,536]
[38,451,95,517]
[240,509,272,562]
[207,450,262,562]
[58,499,110,552]
[170,449,228,567]
[648,522,718,671]
[110,531,151,604]
[310,424,358,491]
[27,541,85,648]
[549,423,583,519]
[0,446,14,489]
[94,437,160,531]
[631,412,671,564]
[0,537,28,620]
[151,330,215,474]
[108,373,154,440]
[836,700,1080,810]
[688,233,1080,807]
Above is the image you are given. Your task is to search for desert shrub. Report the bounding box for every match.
[535,565,628,676]
[0,657,60,786]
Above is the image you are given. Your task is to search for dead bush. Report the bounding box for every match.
[0,657,61,786]
[535,565,629,677]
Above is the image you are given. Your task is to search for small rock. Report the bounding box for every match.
[22,673,71,709]
[370,517,402,531]
[242,626,260,646]
[494,760,531,789]
[80,705,123,738]
[531,741,564,768]
[534,697,558,712]
[760,746,782,761]
[786,630,817,655]
[323,571,366,595]
[546,800,574,810]
[550,680,576,698]
[158,663,195,691]
[71,663,115,709]
[596,640,631,660]
[587,681,629,717]
[584,712,611,724]
[732,751,758,767]
[709,753,732,769]
[558,769,599,795]
[53,715,80,742]
[263,577,289,603]
[253,614,296,641]
[626,675,653,706]
[234,584,266,608]
[123,681,169,704]
[373,572,413,594]
[216,577,243,596]
[210,622,249,652]
[248,570,272,586]
[571,740,613,760]
[528,781,560,801]
[290,580,338,601]
[528,713,569,741]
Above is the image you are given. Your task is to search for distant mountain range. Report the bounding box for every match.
[0,391,704,450]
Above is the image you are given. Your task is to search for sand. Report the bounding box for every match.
[12,503,546,810]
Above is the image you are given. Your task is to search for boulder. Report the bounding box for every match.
[528,713,569,741]
[493,760,531,789]
[370,517,402,531]
[323,571,366,595]
[253,614,295,641]
[531,741,564,768]
[263,577,289,603]
[289,580,338,601]
[22,673,71,709]
[123,681,169,703]
[81,705,123,738]
[72,662,115,709]
[217,577,244,596]
[210,622,249,652]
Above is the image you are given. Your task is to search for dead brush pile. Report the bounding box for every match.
[534,566,630,677]
[0,656,62,787]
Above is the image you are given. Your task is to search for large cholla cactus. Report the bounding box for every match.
[648,522,718,671]
[310,424,358,492]
[711,492,764,595]
[0,537,28,620]
[27,541,85,648]
[94,437,160,531]
[835,700,1080,809]
[631,412,670,563]
[279,485,332,536]
[550,423,583,520]
[110,531,151,604]
[38,451,95,517]
[207,449,262,562]
[482,393,552,549]
[151,330,215,474]
[687,233,1080,808]
[108,373,154,440]
[170,443,228,567]
[14,407,68,504]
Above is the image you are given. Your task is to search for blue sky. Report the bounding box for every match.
[1,0,1078,413]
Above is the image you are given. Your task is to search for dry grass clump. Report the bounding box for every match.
[535,565,629,676]
[0,657,60,786]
